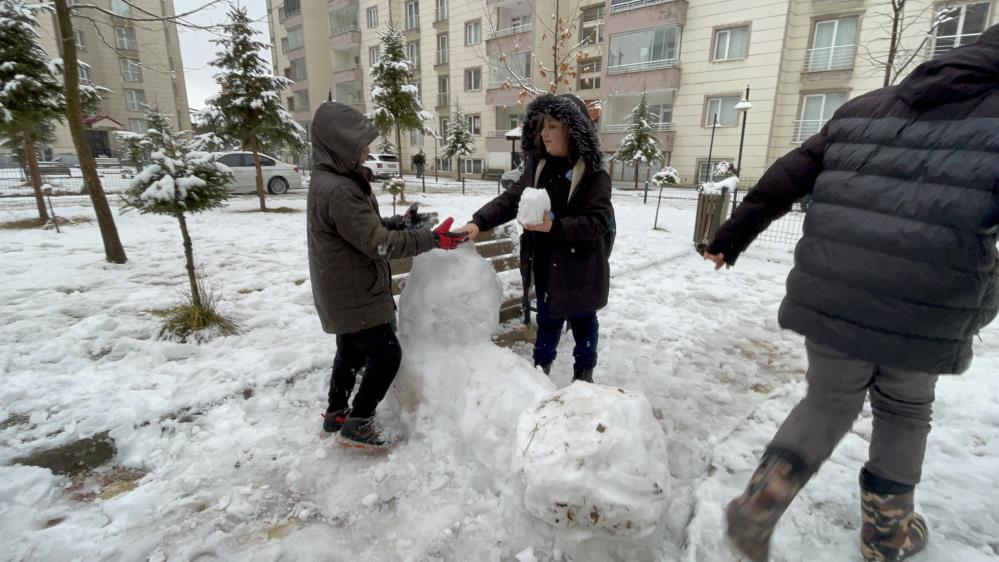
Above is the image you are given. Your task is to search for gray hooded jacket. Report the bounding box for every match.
[307,102,435,334]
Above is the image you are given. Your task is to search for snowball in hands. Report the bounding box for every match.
[517,188,551,226]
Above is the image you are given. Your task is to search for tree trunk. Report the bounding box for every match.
[249,137,267,211]
[395,125,406,203]
[23,129,49,221]
[176,212,202,310]
[54,0,127,264]
[883,0,904,87]
[633,164,639,191]
[457,156,462,181]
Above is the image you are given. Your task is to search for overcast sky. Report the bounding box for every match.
[174,0,272,111]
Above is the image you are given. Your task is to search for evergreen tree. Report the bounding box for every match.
[0,0,72,221]
[368,23,433,193]
[444,103,475,181]
[200,6,305,211]
[122,107,235,341]
[613,91,664,191]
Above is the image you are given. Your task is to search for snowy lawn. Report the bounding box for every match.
[1,186,997,561]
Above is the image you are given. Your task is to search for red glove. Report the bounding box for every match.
[433,217,468,250]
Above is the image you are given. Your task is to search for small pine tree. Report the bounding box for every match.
[122,107,236,341]
[613,91,664,191]
[115,131,148,170]
[368,24,433,194]
[444,103,475,181]
[0,0,71,221]
[650,166,680,188]
[200,6,305,211]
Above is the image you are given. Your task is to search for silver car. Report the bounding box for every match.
[501,162,524,190]
[216,151,302,195]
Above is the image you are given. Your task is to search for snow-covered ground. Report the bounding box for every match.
[1,184,997,561]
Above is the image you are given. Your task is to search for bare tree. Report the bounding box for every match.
[858,1,959,87]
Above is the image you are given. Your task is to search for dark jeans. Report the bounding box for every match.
[327,323,402,419]
[415,165,424,178]
[769,339,938,486]
[533,286,599,371]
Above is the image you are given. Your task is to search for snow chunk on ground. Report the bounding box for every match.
[513,383,670,539]
[398,244,502,344]
[517,188,550,226]
[700,176,739,195]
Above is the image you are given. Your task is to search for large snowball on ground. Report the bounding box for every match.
[512,383,670,539]
[517,188,551,226]
[398,243,503,344]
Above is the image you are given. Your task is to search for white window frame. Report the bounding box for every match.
[405,0,420,30]
[407,41,421,69]
[464,67,481,91]
[463,158,484,174]
[78,63,92,83]
[795,92,846,142]
[74,29,86,50]
[115,27,137,50]
[437,76,449,106]
[704,95,740,127]
[128,118,147,135]
[366,6,378,28]
[369,46,380,66]
[111,0,131,17]
[436,33,449,64]
[435,0,448,21]
[932,2,991,55]
[466,114,481,135]
[607,26,680,73]
[465,20,481,45]
[713,25,748,61]
[806,17,857,72]
[580,6,604,45]
[286,27,304,52]
[119,58,142,82]
[125,89,146,112]
[577,57,602,90]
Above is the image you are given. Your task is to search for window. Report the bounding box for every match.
[125,89,146,111]
[713,25,748,61]
[259,156,276,166]
[329,6,359,34]
[436,0,448,21]
[489,51,531,88]
[577,57,601,90]
[933,2,990,56]
[405,0,420,30]
[704,95,740,127]
[607,26,680,72]
[439,117,449,135]
[580,6,604,44]
[696,160,732,184]
[795,92,845,142]
[335,81,364,104]
[465,20,481,45]
[407,41,421,69]
[436,156,452,171]
[410,129,423,145]
[284,27,304,52]
[128,119,147,135]
[119,58,142,82]
[293,89,310,113]
[75,30,86,50]
[78,63,92,83]
[288,58,307,81]
[111,0,131,16]
[507,113,523,129]
[466,114,481,135]
[218,153,244,167]
[510,15,530,32]
[463,159,484,174]
[464,67,481,91]
[648,103,672,128]
[284,0,301,18]
[436,33,449,64]
[115,27,137,50]
[807,17,857,72]
[437,76,449,106]
[369,46,380,66]
[366,6,378,28]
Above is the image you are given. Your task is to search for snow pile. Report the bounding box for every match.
[512,383,670,539]
[517,188,551,226]
[700,176,739,196]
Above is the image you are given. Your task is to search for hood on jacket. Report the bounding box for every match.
[312,102,378,176]
[897,23,999,110]
[521,94,603,172]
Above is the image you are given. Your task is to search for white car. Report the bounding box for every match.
[215,151,302,195]
[363,153,400,179]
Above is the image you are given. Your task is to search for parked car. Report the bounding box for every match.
[215,151,302,195]
[500,162,524,190]
[363,153,400,179]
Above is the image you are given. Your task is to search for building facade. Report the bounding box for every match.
[266,0,997,183]
[1,0,191,165]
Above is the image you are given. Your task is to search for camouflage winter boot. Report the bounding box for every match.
[725,449,811,562]
[860,469,928,562]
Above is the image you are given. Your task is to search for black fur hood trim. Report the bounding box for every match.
[521,94,603,172]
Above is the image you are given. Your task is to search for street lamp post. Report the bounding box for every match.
[732,85,753,217]
[434,130,439,183]
[705,113,718,183]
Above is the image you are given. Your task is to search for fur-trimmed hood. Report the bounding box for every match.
[521,94,603,172]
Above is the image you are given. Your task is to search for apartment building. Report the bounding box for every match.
[267,0,997,182]
[0,0,191,164]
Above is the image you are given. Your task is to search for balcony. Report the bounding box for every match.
[434,7,448,22]
[609,0,669,14]
[332,65,363,82]
[606,58,677,75]
[436,49,449,65]
[932,32,982,57]
[437,92,449,107]
[487,22,532,39]
[804,45,855,73]
[793,119,825,143]
[601,122,673,133]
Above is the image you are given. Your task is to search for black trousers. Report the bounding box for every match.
[327,323,402,419]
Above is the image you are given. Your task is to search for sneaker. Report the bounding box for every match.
[572,368,593,383]
[337,416,396,451]
[321,407,350,434]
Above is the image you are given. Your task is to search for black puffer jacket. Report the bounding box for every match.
[708,25,999,374]
[472,94,613,318]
